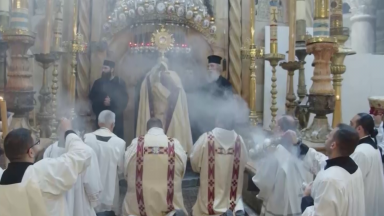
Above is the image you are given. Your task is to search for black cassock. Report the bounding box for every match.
[189,75,233,143]
[89,76,128,139]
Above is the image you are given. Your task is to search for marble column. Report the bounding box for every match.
[347,0,377,54]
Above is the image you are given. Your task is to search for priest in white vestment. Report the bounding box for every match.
[0,118,93,216]
[84,110,126,215]
[44,138,103,216]
[300,124,365,216]
[251,116,312,216]
[123,117,187,216]
[136,57,192,154]
[190,111,248,216]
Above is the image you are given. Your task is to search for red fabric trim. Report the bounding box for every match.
[207,133,216,215]
[370,107,384,115]
[136,136,147,216]
[229,136,242,211]
[166,138,176,212]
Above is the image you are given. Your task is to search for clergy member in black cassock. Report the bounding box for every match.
[89,60,128,139]
[190,55,233,142]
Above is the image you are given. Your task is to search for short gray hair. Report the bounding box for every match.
[98,110,116,125]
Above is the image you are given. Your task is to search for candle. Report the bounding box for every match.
[42,0,53,54]
[0,97,8,139]
[296,0,306,21]
[288,0,297,61]
[250,0,255,43]
[0,0,10,12]
[72,0,78,38]
[269,0,278,54]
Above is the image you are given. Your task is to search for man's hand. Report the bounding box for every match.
[282,130,299,145]
[304,182,313,196]
[104,96,111,106]
[373,114,383,127]
[60,118,72,133]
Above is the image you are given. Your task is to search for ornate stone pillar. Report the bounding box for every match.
[228,0,242,94]
[347,0,377,54]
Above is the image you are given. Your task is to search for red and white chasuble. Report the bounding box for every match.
[191,128,248,216]
[123,128,188,216]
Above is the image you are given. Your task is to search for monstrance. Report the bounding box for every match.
[151,26,175,57]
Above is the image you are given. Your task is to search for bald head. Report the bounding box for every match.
[277,115,296,132]
[147,118,163,131]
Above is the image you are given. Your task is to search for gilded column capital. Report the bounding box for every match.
[346,0,378,17]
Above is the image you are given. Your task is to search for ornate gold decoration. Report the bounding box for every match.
[102,0,216,44]
[151,26,175,56]
[265,53,285,130]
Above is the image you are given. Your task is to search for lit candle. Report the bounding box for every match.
[0,0,10,12]
[42,0,53,54]
[269,0,278,54]
[288,0,297,61]
[0,97,8,139]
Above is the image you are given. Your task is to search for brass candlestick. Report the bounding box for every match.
[329,0,355,127]
[62,0,87,121]
[280,61,301,116]
[35,53,56,138]
[264,53,285,130]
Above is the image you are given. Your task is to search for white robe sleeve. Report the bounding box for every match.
[303,148,328,175]
[350,151,369,177]
[302,180,345,216]
[124,138,138,178]
[83,149,103,208]
[252,155,279,202]
[174,139,188,176]
[117,140,126,179]
[377,123,383,144]
[34,132,93,195]
[190,133,207,173]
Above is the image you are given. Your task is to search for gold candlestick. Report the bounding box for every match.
[62,0,87,120]
[330,0,355,127]
[241,0,264,126]
[265,53,285,130]
[280,61,301,116]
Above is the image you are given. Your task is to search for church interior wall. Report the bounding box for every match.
[263,26,384,129]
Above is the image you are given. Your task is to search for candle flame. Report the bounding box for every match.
[0,97,3,101]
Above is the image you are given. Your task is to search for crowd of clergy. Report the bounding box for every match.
[0,54,383,216]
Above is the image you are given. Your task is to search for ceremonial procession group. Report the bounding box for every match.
[0,54,384,216]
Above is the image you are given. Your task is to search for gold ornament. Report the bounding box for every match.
[151,26,175,56]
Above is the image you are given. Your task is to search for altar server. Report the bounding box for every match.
[89,60,128,139]
[0,118,93,216]
[122,117,187,216]
[301,124,365,216]
[252,115,312,216]
[84,110,126,216]
[44,136,103,216]
[191,110,248,216]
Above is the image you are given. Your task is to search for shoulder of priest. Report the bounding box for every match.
[217,75,232,88]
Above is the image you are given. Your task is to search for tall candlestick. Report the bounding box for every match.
[42,0,53,54]
[0,0,10,12]
[269,0,278,54]
[0,97,8,139]
[250,0,255,42]
[288,0,297,61]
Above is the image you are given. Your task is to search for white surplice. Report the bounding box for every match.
[123,127,187,216]
[252,145,312,216]
[377,122,384,151]
[190,128,248,216]
[302,158,365,216]
[84,127,126,215]
[44,141,103,216]
[0,132,93,216]
[303,139,384,216]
